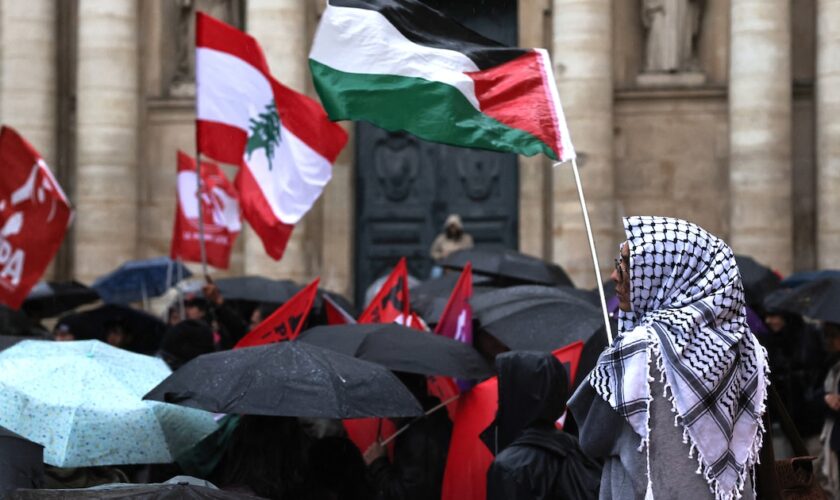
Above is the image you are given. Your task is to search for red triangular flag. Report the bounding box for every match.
[407,311,429,331]
[359,258,410,324]
[0,126,72,309]
[434,263,472,343]
[440,341,584,500]
[235,278,319,348]
[325,294,356,325]
[170,151,240,269]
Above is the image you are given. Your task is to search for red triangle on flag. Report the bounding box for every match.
[434,263,473,343]
[325,294,356,325]
[235,278,320,348]
[359,258,410,324]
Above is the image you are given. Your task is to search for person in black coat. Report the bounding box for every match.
[485,351,601,500]
[364,372,452,500]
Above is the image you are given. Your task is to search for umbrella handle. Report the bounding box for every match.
[380,394,460,446]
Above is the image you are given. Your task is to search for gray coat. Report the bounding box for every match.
[569,368,754,500]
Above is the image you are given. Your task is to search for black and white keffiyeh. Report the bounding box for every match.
[589,216,769,500]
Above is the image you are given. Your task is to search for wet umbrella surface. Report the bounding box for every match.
[93,257,191,304]
[442,248,573,287]
[144,341,423,419]
[734,255,780,307]
[9,482,264,499]
[298,323,493,379]
[764,277,840,324]
[22,281,100,319]
[0,340,217,467]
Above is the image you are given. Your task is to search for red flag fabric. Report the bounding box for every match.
[407,311,429,331]
[196,13,347,261]
[358,258,410,324]
[434,263,472,343]
[0,126,72,309]
[344,418,397,461]
[324,294,356,325]
[235,278,319,348]
[441,341,585,500]
[170,151,240,269]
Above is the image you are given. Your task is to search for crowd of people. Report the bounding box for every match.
[3,215,840,500]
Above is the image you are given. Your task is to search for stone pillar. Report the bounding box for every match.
[551,0,616,287]
[816,0,840,268]
[0,1,56,162]
[74,0,140,283]
[245,0,310,282]
[728,0,792,273]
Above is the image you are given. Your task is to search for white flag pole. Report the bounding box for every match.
[554,158,614,345]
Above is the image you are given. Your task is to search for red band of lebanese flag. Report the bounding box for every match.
[196,12,347,260]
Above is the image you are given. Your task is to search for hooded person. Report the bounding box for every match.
[429,214,474,262]
[569,216,769,500]
[485,351,601,500]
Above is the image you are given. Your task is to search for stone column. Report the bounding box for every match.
[551,0,616,287]
[74,0,140,284]
[728,0,792,273]
[0,1,56,162]
[245,0,310,282]
[816,0,840,268]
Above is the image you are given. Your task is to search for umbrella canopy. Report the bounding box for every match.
[23,281,100,318]
[763,278,840,324]
[476,295,604,351]
[9,482,262,499]
[409,273,495,324]
[781,269,840,288]
[144,341,423,419]
[58,304,166,354]
[93,257,192,304]
[0,340,217,467]
[471,285,594,315]
[0,425,43,493]
[0,335,25,351]
[442,248,573,287]
[298,324,493,379]
[734,255,781,308]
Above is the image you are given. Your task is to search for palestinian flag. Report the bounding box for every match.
[309,0,575,161]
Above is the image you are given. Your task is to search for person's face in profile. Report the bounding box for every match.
[611,242,632,312]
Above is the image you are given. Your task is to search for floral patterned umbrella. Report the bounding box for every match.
[0,340,217,467]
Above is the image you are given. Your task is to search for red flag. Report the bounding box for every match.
[359,258,410,324]
[235,279,319,348]
[434,263,472,343]
[170,151,240,269]
[441,341,584,500]
[0,126,72,309]
[324,294,356,325]
[407,311,429,331]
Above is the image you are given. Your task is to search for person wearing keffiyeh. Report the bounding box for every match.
[568,216,770,500]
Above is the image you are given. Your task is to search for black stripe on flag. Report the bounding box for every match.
[329,0,528,70]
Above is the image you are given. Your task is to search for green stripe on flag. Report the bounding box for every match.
[309,59,555,159]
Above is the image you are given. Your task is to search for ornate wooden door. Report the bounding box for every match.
[354,0,519,305]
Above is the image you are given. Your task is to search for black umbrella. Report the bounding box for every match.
[471,285,593,315]
[9,482,261,499]
[298,324,493,379]
[442,248,574,287]
[478,300,604,352]
[144,341,423,419]
[0,425,43,494]
[58,304,166,354]
[0,335,26,351]
[22,281,100,318]
[763,278,840,324]
[735,255,780,309]
[409,273,497,325]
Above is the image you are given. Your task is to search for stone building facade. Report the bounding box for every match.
[0,0,835,303]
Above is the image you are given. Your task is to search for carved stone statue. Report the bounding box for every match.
[374,132,419,202]
[641,0,703,73]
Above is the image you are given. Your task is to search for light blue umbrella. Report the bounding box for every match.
[0,340,217,467]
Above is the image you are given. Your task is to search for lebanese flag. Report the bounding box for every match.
[434,263,472,343]
[235,278,319,348]
[310,0,574,161]
[441,341,584,500]
[0,126,72,309]
[325,294,356,325]
[358,258,410,324]
[170,151,240,269]
[196,12,348,260]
